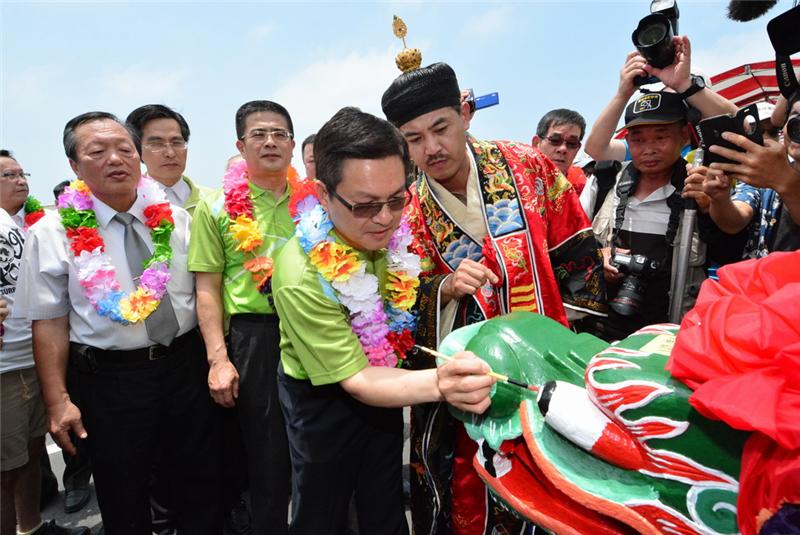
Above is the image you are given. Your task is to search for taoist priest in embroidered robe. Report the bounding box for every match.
[382,62,607,535]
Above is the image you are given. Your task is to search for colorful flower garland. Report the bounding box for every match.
[223,160,301,293]
[23,196,45,228]
[57,177,175,324]
[290,182,420,368]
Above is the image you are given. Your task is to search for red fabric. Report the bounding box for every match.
[451,425,488,535]
[666,251,800,535]
[480,234,504,288]
[566,166,587,195]
[498,142,594,327]
[740,433,800,535]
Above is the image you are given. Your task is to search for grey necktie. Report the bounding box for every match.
[114,212,180,346]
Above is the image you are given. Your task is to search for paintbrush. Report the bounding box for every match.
[414,344,539,393]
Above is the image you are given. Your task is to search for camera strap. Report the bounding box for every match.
[612,160,687,264]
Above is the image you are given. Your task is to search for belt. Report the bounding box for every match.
[73,328,200,366]
[231,313,279,324]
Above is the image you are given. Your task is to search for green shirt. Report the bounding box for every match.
[188,183,294,317]
[183,175,214,215]
[272,235,389,385]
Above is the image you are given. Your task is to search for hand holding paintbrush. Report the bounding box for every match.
[415,345,539,394]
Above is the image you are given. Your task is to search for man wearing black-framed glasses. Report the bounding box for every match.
[126,104,212,215]
[532,108,588,194]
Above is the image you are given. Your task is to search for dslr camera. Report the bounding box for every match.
[609,252,661,316]
[632,0,680,86]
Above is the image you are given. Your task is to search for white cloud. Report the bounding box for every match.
[272,46,400,139]
[98,65,190,104]
[5,64,67,113]
[462,6,513,38]
[245,22,274,44]
[693,28,775,83]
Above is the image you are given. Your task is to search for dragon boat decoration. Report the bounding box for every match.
[440,312,744,535]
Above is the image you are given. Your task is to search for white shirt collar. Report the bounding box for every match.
[12,207,25,228]
[632,183,676,205]
[154,177,190,207]
[92,192,151,228]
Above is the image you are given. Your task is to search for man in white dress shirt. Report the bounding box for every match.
[1,150,88,535]
[15,113,221,535]
[125,104,212,215]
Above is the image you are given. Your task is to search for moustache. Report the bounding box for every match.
[426,154,448,166]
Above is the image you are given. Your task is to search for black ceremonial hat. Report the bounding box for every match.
[381,62,461,127]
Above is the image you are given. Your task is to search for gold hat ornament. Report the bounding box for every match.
[392,15,422,73]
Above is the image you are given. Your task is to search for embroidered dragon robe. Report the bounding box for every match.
[405,137,606,535]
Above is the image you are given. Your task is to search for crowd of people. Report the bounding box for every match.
[1,27,798,535]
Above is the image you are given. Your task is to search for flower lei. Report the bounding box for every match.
[289,181,421,368]
[57,177,175,324]
[23,196,45,228]
[223,160,301,293]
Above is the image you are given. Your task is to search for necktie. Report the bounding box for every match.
[113,212,180,346]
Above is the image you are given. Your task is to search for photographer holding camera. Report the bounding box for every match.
[585,36,737,163]
[588,89,709,340]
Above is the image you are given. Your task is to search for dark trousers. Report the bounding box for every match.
[228,314,291,534]
[278,364,407,535]
[62,431,92,491]
[68,330,222,535]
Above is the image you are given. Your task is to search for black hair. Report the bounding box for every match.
[53,179,71,201]
[536,108,587,140]
[235,100,294,140]
[63,111,130,161]
[314,107,412,192]
[301,134,316,154]
[0,149,15,161]
[125,104,190,154]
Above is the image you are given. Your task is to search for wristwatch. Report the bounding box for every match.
[679,75,706,100]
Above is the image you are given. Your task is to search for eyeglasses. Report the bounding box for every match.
[1,171,30,180]
[544,134,581,150]
[143,140,188,153]
[243,129,293,143]
[330,188,411,218]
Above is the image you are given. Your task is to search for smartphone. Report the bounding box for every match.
[699,104,763,166]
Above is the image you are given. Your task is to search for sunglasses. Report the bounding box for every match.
[330,189,411,218]
[544,134,581,150]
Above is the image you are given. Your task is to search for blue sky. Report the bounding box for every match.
[1,0,778,202]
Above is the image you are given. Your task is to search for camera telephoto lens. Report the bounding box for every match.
[610,275,648,316]
[788,116,800,144]
[637,23,667,47]
[632,13,676,69]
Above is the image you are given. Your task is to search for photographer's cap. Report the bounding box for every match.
[623,91,688,129]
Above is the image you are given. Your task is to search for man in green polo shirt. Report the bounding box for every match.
[273,107,495,535]
[189,100,295,535]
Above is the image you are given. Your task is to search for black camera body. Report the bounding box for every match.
[631,0,680,87]
[609,252,661,316]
